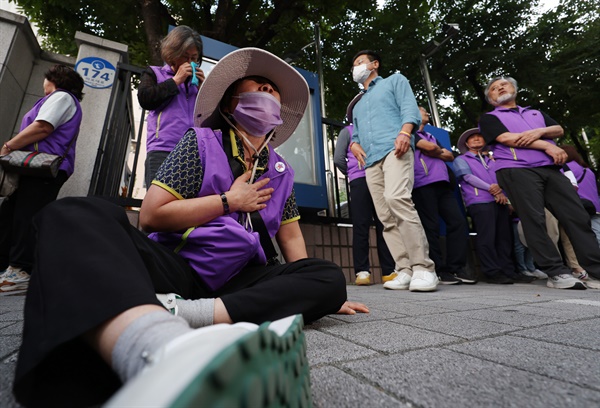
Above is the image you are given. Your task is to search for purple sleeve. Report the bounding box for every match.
[463,174,491,191]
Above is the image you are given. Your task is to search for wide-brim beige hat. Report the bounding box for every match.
[457,128,482,154]
[194,47,309,148]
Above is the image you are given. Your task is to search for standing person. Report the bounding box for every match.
[349,50,438,292]
[13,48,365,407]
[0,64,84,291]
[454,128,527,284]
[138,25,205,187]
[478,76,600,289]
[412,107,473,285]
[333,94,395,285]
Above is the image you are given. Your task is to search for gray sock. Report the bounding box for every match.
[176,298,215,328]
[111,311,191,382]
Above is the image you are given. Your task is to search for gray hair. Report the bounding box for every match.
[160,25,203,66]
[484,76,518,104]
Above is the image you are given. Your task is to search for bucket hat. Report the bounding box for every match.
[457,128,482,154]
[194,47,309,148]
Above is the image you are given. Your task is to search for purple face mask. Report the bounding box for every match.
[232,92,283,137]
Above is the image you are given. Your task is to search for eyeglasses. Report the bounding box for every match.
[351,59,373,71]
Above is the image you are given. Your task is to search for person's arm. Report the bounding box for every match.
[393,75,421,158]
[350,122,367,169]
[333,128,350,175]
[415,137,454,162]
[276,221,308,262]
[1,121,53,156]
[137,68,180,110]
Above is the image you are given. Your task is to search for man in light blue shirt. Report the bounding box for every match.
[350,50,438,292]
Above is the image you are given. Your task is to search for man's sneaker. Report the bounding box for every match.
[455,270,477,284]
[572,270,588,281]
[106,315,311,408]
[547,274,587,290]
[382,271,398,283]
[509,273,536,283]
[409,270,439,292]
[531,269,548,279]
[156,293,184,315]
[438,271,462,285]
[0,266,25,287]
[383,271,412,290]
[0,268,30,292]
[354,271,371,286]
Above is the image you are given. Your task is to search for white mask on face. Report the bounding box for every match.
[352,63,373,84]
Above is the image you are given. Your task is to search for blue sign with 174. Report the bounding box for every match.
[75,57,116,89]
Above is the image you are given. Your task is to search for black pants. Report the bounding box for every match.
[412,181,468,275]
[0,171,68,272]
[14,197,346,407]
[497,166,600,278]
[468,202,514,278]
[349,177,395,275]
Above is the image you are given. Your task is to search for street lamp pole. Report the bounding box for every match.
[419,23,460,128]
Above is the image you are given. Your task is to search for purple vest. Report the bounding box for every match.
[21,90,82,177]
[563,161,600,213]
[146,65,198,153]
[456,153,498,206]
[149,128,295,291]
[485,106,556,170]
[413,130,449,189]
[345,125,365,182]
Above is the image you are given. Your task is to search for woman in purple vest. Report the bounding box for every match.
[0,64,83,292]
[13,48,364,407]
[138,25,205,188]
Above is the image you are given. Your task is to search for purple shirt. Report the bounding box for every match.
[454,153,498,206]
[481,106,556,171]
[146,65,198,153]
[413,130,449,189]
[149,128,295,291]
[21,90,82,177]
[562,161,600,213]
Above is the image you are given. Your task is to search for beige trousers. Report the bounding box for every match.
[365,150,435,273]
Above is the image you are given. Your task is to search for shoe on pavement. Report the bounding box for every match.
[0,268,30,292]
[484,274,514,284]
[572,270,588,281]
[383,271,412,290]
[382,271,398,283]
[105,314,310,408]
[0,266,27,286]
[409,270,438,292]
[531,269,548,279]
[547,274,587,290]
[354,271,371,286]
[455,270,477,284]
[510,273,536,283]
[437,271,462,285]
[156,293,184,315]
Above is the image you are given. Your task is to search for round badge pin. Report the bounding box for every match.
[275,162,286,173]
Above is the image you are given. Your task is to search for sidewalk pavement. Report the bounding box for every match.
[1,280,599,407]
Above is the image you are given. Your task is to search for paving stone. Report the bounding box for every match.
[342,348,600,408]
[449,308,564,327]
[311,365,408,408]
[447,335,600,391]
[304,329,378,365]
[511,318,600,351]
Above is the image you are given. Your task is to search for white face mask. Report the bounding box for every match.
[352,63,373,84]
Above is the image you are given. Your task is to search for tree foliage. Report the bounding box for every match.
[10,0,600,164]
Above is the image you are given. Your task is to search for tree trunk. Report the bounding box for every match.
[139,0,175,65]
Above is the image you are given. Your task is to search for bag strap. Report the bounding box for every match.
[564,163,588,184]
[221,130,279,261]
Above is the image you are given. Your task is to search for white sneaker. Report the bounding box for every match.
[354,271,371,286]
[547,274,586,289]
[531,269,548,279]
[383,271,412,290]
[0,268,30,292]
[409,270,439,292]
[520,270,536,277]
[156,293,183,315]
[106,315,309,407]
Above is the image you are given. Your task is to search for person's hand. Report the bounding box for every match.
[350,142,367,169]
[0,144,11,156]
[494,193,509,205]
[195,67,205,85]
[394,134,410,158]
[515,129,544,147]
[545,144,567,165]
[488,183,502,196]
[227,171,274,213]
[336,300,369,315]
[172,62,194,86]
